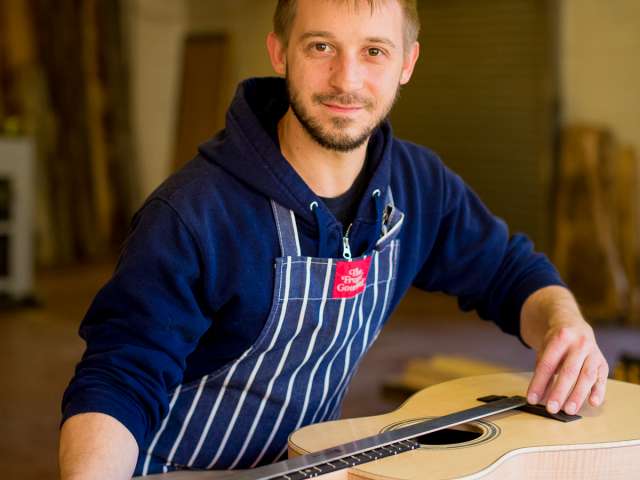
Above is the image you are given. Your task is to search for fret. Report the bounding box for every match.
[240,396,526,480]
[274,437,422,479]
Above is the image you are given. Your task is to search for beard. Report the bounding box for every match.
[286,74,400,152]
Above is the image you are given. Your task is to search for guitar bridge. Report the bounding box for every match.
[477,395,582,422]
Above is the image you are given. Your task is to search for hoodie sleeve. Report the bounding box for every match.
[412,164,565,341]
[61,198,212,448]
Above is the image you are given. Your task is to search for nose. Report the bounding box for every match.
[329,52,365,93]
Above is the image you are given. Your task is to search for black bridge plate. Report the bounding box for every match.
[477,395,582,422]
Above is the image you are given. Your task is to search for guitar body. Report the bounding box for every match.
[288,372,640,479]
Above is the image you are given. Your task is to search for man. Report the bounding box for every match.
[59,0,609,478]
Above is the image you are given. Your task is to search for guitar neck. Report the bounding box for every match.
[211,396,528,480]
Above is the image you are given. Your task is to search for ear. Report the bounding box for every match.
[399,41,420,85]
[267,31,287,75]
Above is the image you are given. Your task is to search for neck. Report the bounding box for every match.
[278,108,369,198]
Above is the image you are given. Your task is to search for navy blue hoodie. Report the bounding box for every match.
[62,77,564,450]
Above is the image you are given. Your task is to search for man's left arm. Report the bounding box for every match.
[520,285,609,415]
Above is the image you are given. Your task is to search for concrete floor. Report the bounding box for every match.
[1,258,638,479]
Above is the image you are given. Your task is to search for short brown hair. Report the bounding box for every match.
[273,0,420,50]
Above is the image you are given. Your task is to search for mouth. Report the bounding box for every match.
[322,103,365,114]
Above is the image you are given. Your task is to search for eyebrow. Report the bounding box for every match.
[366,36,397,49]
[298,31,397,49]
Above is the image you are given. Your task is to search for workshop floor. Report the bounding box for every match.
[1,258,638,479]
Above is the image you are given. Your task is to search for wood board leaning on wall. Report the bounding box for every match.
[553,125,640,327]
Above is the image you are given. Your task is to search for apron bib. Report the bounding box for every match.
[137,192,404,475]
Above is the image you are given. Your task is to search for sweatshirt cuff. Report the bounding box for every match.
[503,269,567,348]
[61,387,148,450]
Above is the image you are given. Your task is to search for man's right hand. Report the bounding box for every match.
[59,412,138,480]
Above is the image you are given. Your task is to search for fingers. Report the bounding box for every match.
[558,353,602,414]
[540,338,589,414]
[589,363,608,407]
[527,330,569,406]
[527,326,609,415]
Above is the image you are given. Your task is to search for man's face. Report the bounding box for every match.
[270,0,419,152]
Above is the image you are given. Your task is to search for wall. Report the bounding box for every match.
[125,0,187,204]
[561,0,640,151]
[390,0,558,250]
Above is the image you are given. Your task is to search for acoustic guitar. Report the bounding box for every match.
[146,372,640,479]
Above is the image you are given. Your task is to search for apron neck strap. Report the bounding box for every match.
[271,200,302,257]
[270,187,394,257]
[385,187,395,208]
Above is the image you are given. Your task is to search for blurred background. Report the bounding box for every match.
[1,0,639,477]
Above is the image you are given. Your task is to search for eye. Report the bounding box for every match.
[314,43,331,53]
[368,47,383,57]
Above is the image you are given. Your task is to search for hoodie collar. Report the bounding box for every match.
[199,77,394,233]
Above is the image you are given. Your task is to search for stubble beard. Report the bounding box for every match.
[285,74,400,153]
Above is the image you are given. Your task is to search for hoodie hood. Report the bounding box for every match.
[198,77,394,235]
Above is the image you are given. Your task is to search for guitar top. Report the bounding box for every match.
[289,372,640,479]
[145,372,640,479]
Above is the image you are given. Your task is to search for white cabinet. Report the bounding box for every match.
[0,137,34,301]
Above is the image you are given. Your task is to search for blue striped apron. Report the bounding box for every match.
[136,191,404,475]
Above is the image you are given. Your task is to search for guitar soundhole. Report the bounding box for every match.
[381,418,499,449]
[415,425,483,446]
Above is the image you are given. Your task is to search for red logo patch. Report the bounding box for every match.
[332,257,372,298]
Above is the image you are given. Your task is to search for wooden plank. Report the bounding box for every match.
[30,0,98,262]
[383,355,513,401]
[95,0,139,241]
[615,146,640,326]
[173,34,230,171]
[82,0,113,251]
[553,126,628,322]
[0,0,6,121]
